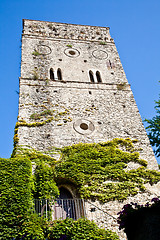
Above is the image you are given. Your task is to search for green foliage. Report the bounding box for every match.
[145,99,160,157]
[14,138,160,203]
[66,44,72,48]
[30,109,53,120]
[0,156,34,239]
[54,139,159,202]
[15,117,54,128]
[117,83,126,90]
[1,138,160,238]
[32,50,40,56]
[20,214,46,240]
[46,218,119,240]
[34,162,59,199]
[32,68,39,79]
[99,41,107,45]
[14,147,59,200]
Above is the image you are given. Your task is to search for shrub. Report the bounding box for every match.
[46,218,119,240]
[0,156,34,239]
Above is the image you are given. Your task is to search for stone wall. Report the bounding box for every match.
[18,20,159,239]
[23,19,112,42]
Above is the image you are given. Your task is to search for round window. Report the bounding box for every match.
[80,123,88,130]
[73,119,95,135]
[64,48,80,58]
[69,50,76,55]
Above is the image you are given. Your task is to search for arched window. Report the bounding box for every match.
[89,70,94,83]
[59,187,73,199]
[57,68,62,80]
[50,68,54,80]
[56,187,76,219]
[96,71,102,83]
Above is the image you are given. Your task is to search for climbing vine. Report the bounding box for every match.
[1,138,160,239]
[14,138,160,202]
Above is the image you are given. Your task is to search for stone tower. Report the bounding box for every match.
[17,20,160,239]
[18,19,158,170]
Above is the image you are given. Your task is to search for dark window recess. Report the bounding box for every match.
[89,70,94,83]
[80,123,88,130]
[50,68,54,80]
[89,91,92,94]
[69,50,76,55]
[96,71,102,83]
[107,60,115,69]
[57,68,62,80]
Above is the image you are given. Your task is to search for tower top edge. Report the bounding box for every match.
[22,19,110,30]
[22,19,112,42]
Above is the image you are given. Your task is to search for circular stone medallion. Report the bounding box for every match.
[36,45,52,55]
[92,50,108,60]
[64,48,80,58]
[73,119,95,135]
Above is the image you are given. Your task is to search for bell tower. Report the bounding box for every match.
[18,19,158,170]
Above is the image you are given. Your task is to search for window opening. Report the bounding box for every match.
[57,68,62,80]
[109,60,112,68]
[56,187,76,219]
[50,68,54,80]
[96,71,102,83]
[89,70,94,83]
[80,123,88,130]
[69,50,76,55]
[107,60,115,69]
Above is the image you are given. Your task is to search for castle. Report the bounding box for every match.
[17,19,159,239]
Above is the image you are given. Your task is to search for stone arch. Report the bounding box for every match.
[89,70,94,83]
[53,184,85,220]
[57,68,62,80]
[58,186,73,199]
[50,68,54,80]
[96,71,102,83]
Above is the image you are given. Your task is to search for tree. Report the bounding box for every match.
[145,99,160,157]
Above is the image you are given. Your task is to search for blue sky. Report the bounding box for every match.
[0,0,160,163]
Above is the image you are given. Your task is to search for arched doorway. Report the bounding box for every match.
[54,187,76,220]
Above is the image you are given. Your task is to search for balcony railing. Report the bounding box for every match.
[33,199,116,229]
[33,199,86,220]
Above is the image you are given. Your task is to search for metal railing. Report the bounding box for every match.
[33,199,86,220]
[33,199,116,229]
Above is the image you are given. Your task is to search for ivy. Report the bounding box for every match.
[32,50,40,56]
[1,138,160,239]
[34,162,59,199]
[46,218,119,240]
[0,156,34,239]
[14,138,160,202]
[30,109,53,120]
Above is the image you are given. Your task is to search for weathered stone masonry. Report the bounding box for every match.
[18,19,159,239]
[19,19,158,170]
